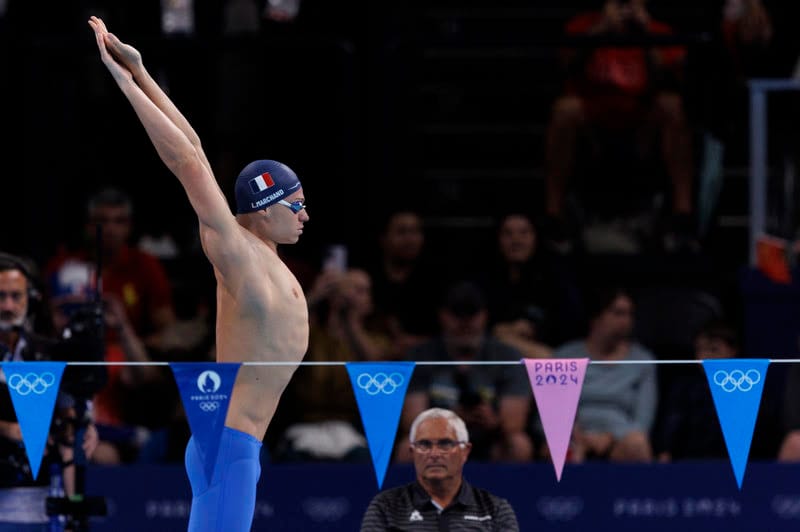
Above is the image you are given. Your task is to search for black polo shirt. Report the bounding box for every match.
[360,479,519,531]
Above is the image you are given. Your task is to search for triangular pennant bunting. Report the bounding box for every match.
[346,362,415,489]
[524,358,588,481]
[2,361,66,480]
[702,358,769,489]
[170,362,241,481]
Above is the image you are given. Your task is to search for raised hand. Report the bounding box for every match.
[88,16,133,85]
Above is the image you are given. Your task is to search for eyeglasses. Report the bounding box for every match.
[277,199,306,214]
[411,439,466,454]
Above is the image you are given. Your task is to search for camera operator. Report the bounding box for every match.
[48,259,161,466]
[0,253,99,531]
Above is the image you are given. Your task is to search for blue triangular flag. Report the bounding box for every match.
[702,358,769,489]
[346,362,415,489]
[2,361,66,480]
[170,362,241,481]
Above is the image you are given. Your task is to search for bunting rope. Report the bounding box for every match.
[53,358,800,366]
[0,356,781,490]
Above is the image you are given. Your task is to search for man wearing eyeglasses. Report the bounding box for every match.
[361,408,519,531]
[89,16,310,532]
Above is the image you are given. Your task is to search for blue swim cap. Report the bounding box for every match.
[234,160,302,214]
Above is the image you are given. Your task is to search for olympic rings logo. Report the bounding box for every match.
[198,401,219,412]
[356,372,404,395]
[7,372,56,396]
[713,369,761,392]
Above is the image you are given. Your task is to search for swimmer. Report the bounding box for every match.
[89,16,310,532]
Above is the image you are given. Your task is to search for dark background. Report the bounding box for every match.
[0,0,799,291]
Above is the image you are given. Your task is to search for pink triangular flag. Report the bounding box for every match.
[524,358,588,481]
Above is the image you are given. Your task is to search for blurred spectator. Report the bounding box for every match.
[543,0,694,252]
[42,188,199,464]
[263,0,301,23]
[365,208,441,359]
[652,318,739,461]
[396,280,533,463]
[44,187,177,352]
[547,283,656,462]
[684,0,775,153]
[682,1,783,242]
[720,0,774,76]
[473,211,583,357]
[272,267,392,462]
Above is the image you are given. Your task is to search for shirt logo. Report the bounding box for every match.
[409,510,423,522]
[464,514,492,521]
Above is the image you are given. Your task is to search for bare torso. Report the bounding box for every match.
[209,228,309,440]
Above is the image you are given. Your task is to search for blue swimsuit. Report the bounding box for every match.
[184,426,262,532]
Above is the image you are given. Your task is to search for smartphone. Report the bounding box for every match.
[323,244,348,273]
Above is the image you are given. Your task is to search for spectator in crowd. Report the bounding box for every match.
[44,187,177,352]
[543,0,694,252]
[396,280,533,463]
[365,208,441,358]
[272,267,392,462]
[361,408,519,532]
[677,0,787,245]
[473,211,583,357]
[720,0,774,77]
[43,187,199,463]
[547,283,656,462]
[652,318,739,461]
[0,253,99,531]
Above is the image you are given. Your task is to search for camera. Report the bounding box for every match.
[52,300,108,400]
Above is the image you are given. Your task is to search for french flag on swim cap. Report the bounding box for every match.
[249,172,275,194]
[235,159,302,214]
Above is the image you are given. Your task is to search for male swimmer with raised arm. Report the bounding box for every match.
[89,16,310,531]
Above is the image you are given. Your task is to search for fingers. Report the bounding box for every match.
[88,16,110,41]
[88,16,102,35]
[89,17,117,65]
[88,15,107,32]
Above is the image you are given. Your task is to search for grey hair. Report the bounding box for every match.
[87,187,133,217]
[409,408,469,443]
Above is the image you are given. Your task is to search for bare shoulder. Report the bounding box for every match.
[200,223,270,275]
[212,228,300,291]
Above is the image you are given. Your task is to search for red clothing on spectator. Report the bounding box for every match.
[44,245,173,338]
[564,12,686,128]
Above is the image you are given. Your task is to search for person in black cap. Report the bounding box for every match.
[89,16,310,532]
[395,280,534,463]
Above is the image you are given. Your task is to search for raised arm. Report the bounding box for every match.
[88,16,234,237]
